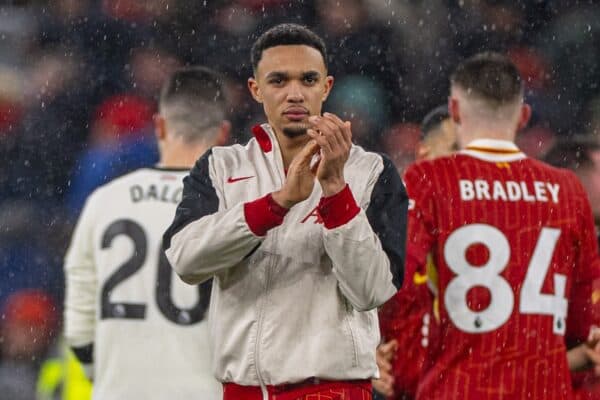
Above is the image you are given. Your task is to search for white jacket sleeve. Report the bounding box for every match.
[163,150,286,285]
[64,194,98,375]
[322,155,407,311]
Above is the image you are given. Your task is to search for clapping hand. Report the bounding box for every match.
[307,112,352,197]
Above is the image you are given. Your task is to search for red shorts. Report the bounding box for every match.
[223,378,372,400]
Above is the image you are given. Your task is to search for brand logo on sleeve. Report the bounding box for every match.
[301,206,323,224]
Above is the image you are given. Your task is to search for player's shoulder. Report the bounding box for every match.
[78,169,145,215]
[525,158,585,190]
[208,126,268,170]
[91,168,184,198]
[348,144,388,171]
[508,158,588,206]
[210,142,248,163]
[404,154,456,180]
[88,168,146,198]
[402,155,468,199]
[526,157,574,177]
[211,123,273,156]
[199,143,250,185]
[348,145,407,193]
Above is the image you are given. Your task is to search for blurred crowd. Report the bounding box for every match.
[1,0,600,397]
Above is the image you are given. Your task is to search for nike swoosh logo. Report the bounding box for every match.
[227,176,255,183]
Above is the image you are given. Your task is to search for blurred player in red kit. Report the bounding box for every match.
[404,52,600,400]
[545,139,600,399]
[374,106,456,400]
[415,105,458,161]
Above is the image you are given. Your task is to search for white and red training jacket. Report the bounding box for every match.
[163,123,408,388]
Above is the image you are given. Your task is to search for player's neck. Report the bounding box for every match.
[459,127,516,149]
[160,142,209,169]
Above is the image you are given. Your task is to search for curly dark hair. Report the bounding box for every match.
[251,23,327,72]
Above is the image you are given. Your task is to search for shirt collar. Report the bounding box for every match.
[460,138,526,162]
[251,123,274,153]
[464,139,521,153]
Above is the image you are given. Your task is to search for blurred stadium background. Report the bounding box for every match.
[1,0,600,397]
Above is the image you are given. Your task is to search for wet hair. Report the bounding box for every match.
[251,23,328,72]
[159,66,227,143]
[451,52,523,107]
[421,105,450,140]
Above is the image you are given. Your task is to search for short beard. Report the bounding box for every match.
[282,126,308,138]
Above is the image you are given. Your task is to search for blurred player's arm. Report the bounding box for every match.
[163,150,278,285]
[64,195,98,380]
[401,163,437,295]
[372,163,437,397]
[566,173,600,373]
[322,155,408,311]
[567,328,600,373]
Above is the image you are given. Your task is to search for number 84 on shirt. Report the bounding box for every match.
[444,223,567,335]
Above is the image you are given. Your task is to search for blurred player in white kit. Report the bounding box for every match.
[63,66,229,399]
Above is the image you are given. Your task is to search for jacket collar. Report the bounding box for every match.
[251,124,275,153]
[460,138,526,162]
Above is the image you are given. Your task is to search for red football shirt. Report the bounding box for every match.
[404,139,600,400]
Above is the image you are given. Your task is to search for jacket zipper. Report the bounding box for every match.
[343,298,359,367]
[253,128,287,400]
[253,255,273,400]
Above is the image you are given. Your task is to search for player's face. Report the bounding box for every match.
[248,45,333,139]
[417,119,458,161]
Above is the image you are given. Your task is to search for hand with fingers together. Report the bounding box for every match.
[307,112,353,197]
[372,340,398,398]
[583,327,600,376]
[567,326,600,374]
[272,140,321,209]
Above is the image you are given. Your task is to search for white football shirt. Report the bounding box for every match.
[64,167,221,399]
